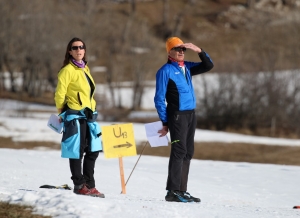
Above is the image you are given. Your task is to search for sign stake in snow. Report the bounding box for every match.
[119,157,126,194]
[102,123,137,194]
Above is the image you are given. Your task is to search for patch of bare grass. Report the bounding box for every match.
[0,202,51,218]
[137,142,300,166]
[1,136,300,166]
[0,137,60,150]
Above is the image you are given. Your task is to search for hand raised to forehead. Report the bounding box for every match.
[182,43,202,53]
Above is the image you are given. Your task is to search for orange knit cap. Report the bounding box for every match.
[166,37,184,53]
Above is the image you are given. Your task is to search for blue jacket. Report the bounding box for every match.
[60,108,102,159]
[154,51,213,126]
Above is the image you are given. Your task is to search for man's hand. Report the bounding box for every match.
[183,43,201,53]
[158,125,168,137]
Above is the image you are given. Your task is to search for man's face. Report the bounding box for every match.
[168,46,186,61]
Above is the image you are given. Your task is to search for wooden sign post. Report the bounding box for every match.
[119,157,126,194]
[102,123,136,194]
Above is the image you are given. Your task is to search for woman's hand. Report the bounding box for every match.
[57,108,63,123]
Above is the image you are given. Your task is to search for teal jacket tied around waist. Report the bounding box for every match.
[60,108,102,159]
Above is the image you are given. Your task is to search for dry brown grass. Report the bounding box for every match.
[137,141,300,166]
[0,137,60,150]
[2,137,299,166]
[0,202,51,218]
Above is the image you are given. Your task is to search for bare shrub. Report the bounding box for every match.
[196,70,300,137]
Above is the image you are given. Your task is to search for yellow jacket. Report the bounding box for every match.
[54,62,96,112]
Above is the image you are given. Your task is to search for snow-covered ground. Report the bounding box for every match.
[1,99,300,217]
[1,149,300,218]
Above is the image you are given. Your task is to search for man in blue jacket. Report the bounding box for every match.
[154,37,213,203]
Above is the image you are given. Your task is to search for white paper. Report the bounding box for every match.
[144,121,169,147]
[47,114,63,134]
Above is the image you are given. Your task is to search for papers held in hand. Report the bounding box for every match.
[47,114,63,134]
[144,121,169,147]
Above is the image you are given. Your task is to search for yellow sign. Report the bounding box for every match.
[102,123,137,158]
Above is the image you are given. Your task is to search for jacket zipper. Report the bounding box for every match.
[83,70,93,108]
[77,92,82,106]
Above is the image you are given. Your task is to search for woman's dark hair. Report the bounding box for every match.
[61,37,87,68]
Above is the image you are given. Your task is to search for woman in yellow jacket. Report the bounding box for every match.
[55,37,104,198]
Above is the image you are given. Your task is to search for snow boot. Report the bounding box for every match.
[165,190,193,203]
[181,191,201,203]
[74,184,105,198]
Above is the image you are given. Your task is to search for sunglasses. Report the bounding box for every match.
[70,45,85,51]
[172,47,186,52]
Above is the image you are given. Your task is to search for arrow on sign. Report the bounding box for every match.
[113,142,132,149]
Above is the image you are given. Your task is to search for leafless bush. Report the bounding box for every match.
[196,70,300,137]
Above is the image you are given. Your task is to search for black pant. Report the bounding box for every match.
[166,111,196,191]
[69,119,99,188]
